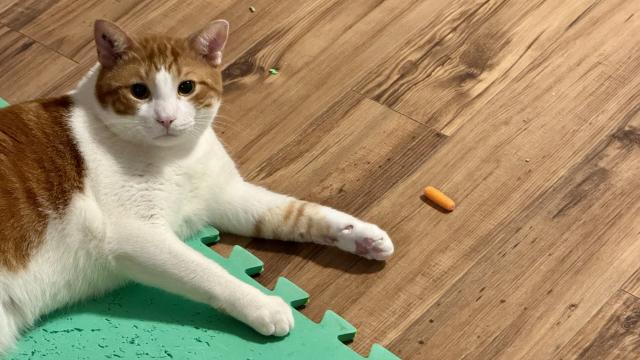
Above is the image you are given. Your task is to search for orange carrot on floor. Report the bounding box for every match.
[423,186,455,212]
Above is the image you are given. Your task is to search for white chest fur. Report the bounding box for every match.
[72,107,240,238]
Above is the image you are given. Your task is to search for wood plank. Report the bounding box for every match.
[0,26,78,102]
[386,109,640,359]
[622,268,640,298]
[0,0,18,16]
[376,106,640,358]
[0,0,58,29]
[0,0,322,65]
[222,0,391,89]
[223,0,352,67]
[219,0,488,169]
[353,0,611,134]
[245,93,446,215]
[2,0,212,62]
[556,290,640,360]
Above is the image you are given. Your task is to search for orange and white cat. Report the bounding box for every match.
[0,20,394,353]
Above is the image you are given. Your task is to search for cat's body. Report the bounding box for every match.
[0,20,394,354]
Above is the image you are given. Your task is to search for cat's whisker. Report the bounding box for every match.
[214,113,236,121]
[212,117,244,134]
[214,123,242,132]
[215,134,231,150]
[213,122,243,135]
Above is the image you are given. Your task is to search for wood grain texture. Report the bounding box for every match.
[556,290,640,360]
[354,0,618,134]
[0,0,18,16]
[0,26,77,103]
[0,0,295,65]
[622,269,640,299]
[246,92,446,215]
[0,0,640,359]
[360,0,640,356]
[218,0,475,167]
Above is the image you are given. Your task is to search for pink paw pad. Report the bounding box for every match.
[355,237,385,256]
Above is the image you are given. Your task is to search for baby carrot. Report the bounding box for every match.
[423,186,455,211]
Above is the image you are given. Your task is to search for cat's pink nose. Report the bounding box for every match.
[156,116,175,130]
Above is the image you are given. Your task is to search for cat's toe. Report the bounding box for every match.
[354,232,394,261]
[247,295,294,337]
[369,235,395,260]
[336,223,394,261]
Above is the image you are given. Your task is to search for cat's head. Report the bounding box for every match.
[92,19,228,147]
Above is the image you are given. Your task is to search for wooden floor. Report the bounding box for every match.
[1,0,640,358]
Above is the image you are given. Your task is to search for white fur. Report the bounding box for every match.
[0,65,393,355]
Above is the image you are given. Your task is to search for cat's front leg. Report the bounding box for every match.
[208,182,394,260]
[107,219,293,336]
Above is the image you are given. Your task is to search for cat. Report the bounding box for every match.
[0,19,394,354]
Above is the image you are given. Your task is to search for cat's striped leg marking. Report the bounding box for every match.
[209,182,394,260]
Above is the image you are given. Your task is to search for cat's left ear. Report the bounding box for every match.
[190,20,229,67]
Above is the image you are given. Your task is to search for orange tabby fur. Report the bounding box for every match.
[0,96,84,271]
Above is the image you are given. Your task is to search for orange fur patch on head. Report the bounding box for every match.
[0,96,84,271]
[95,35,223,115]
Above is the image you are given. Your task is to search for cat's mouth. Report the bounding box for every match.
[150,131,182,143]
[153,128,183,139]
[149,124,193,143]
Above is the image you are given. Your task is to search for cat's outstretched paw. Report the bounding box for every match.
[245,295,294,336]
[324,214,394,260]
[340,222,394,260]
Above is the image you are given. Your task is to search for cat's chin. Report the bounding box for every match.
[147,134,190,147]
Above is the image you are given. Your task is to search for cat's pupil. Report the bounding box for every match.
[178,80,195,96]
[130,83,150,100]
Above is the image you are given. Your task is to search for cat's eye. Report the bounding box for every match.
[130,83,150,100]
[178,80,195,96]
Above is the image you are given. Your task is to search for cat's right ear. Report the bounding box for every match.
[94,20,134,69]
